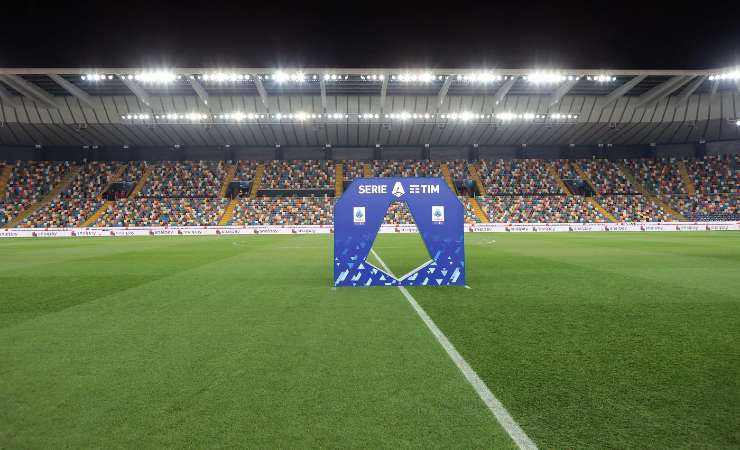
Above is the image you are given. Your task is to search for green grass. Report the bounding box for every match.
[1,233,739,449]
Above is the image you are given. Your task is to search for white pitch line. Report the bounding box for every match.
[370,249,537,450]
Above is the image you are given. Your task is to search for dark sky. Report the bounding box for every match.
[2,0,739,69]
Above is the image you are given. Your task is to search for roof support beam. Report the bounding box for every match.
[492,78,516,105]
[437,77,453,107]
[549,79,579,107]
[600,75,647,108]
[379,76,388,112]
[0,74,59,109]
[0,82,21,107]
[46,73,96,109]
[676,75,706,103]
[709,79,720,99]
[189,78,209,107]
[252,75,270,111]
[120,78,151,107]
[320,78,327,111]
[633,76,689,108]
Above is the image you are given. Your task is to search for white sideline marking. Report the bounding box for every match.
[370,249,537,450]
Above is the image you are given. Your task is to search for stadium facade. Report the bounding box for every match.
[0,67,737,230]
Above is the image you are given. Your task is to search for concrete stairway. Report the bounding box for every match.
[467,164,487,196]
[219,164,237,198]
[335,163,344,197]
[83,201,112,227]
[0,165,11,197]
[587,197,617,222]
[249,165,265,198]
[218,199,238,225]
[678,160,696,195]
[7,166,81,227]
[441,163,458,194]
[362,163,373,177]
[98,164,127,200]
[467,197,489,223]
[548,162,572,194]
[618,162,688,221]
[128,166,152,198]
[571,162,599,194]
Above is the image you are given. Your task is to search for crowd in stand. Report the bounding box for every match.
[95,198,228,227]
[1,156,737,227]
[263,160,334,189]
[21,162,118,228]
[478,159,564,195]
[229,196,334,225]
[139,161,226,197]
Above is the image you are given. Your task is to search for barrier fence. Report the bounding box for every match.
[0,222,737,238]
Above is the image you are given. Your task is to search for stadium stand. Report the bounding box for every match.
[477,195,608,223]
[0,161,71,225]
[21,162,119,227]
[0,156,736,227]
[94,198,229,227]
[228,196,334,225]
[138,161,226,197]
[262,160,334,189]
[478,159,565,195]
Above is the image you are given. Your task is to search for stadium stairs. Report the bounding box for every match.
[548,162,572,194]
[572,162,599,194]
[467,164,487,195]
[218,199,238,225]
[467,198,489,223]
[83,201,112,227]
[441,164,458,194]
[335,163,344,197]
[617,162,688,221]
[219,164,237,198]
[0,164,11,197]
[98,164,127,200]
[7,166,81,227]
[587,198,617,222]
[249,165,264,198]
[677,161,696,195]
[128,166,152,198]
[362,163,373,177]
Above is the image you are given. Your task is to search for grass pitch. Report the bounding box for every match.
[1,232,738,448]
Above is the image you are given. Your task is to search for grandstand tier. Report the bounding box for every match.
[1,156,736,228]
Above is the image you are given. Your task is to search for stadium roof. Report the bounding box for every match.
[0,67,738,148]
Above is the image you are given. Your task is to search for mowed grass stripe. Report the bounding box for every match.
[406,232,740,449]
[0,236,516,448]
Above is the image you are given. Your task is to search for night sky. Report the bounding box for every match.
[2,0,739,69]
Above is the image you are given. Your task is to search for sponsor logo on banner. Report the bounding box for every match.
[432,205,445,222]
[391,182,405,197]
[353,206,366,223]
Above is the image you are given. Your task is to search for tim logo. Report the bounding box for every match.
[432,205,445,222]
[392,182,405,198]
[353,206,366,223]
